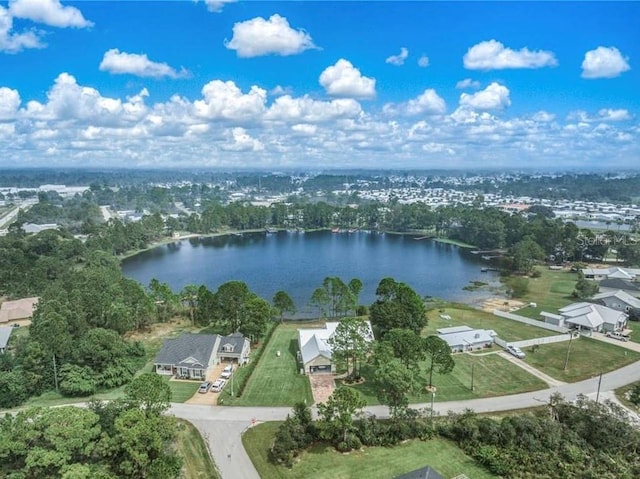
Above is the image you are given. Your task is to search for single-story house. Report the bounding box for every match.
[582,267,640,281]
[393,465,445,479]
[0,297,39,324]
[154,332,250,380]
[598,278,640,297]
[297,321,374,375]
[541,302,627,333]
[0,326,13,354]
[437,325,497,353]
[592,290,640,313]
[22,223,59,234]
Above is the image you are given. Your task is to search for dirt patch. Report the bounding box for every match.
[308,374,336,405]
[481,298,527,313]
[125,318,192,342]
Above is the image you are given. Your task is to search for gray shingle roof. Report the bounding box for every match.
[155,333,218,368]
[600,278,640,292]
[0,326,13,350]
[218,332,246,355]
[394,466,445,479]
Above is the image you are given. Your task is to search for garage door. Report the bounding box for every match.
[310,365,331,373]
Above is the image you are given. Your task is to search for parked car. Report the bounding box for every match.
[221,364,234,379]
[198,381,212,394]
[506,345,526,359]
[606,331,629,342]
[211,379,226,392]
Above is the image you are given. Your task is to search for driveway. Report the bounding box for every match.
[308,374,335,404]
[185,363,227,405]
[591,332,640,352]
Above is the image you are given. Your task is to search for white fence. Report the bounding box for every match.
[494,334,572,349]
[492,309,568,333]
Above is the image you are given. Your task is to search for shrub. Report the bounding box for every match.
[59,364,97,397]
[0,371,28,408]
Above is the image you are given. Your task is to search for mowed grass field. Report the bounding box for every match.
[228,323,313,406]
[511,267,579,319]
[524,337,640,382]
[424,306,556,342]
[342,352,547,404]
[175,419,220,479]
[243,422,497,479]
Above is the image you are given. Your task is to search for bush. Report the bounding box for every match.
[508,277,529,298]
[0,371,28,408]
[59,364,97,397]
[335,432,361,452]
[356,305,368,316]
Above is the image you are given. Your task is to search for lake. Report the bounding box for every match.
[121,230,502,317]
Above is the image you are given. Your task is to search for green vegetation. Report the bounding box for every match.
[220,323,313,406]
[342,353,546,404]
[244,421,496,479]
[166,380,201,403]
[524,337,640,382]
[424,306,556,342]
[510,267,579,319]
[433,237,476,248]
[175,419,220,479]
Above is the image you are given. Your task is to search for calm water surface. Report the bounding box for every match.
[121,231,501,317]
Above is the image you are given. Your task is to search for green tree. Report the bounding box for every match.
[0,371,28,408]
[511,238,545,274]
[180,284,200,326]
[124,373,172,416]
[372,356,416,417]
[272,290,296,321]
[423,336,455,388]
[317,386,366,447]
[384,328,427,369]
[369,278,426,338]
[327,317,372,379]
[572,277,599,299]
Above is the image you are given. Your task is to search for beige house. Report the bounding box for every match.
[0,297,39,324]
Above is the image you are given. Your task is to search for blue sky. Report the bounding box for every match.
[0,1,638,169]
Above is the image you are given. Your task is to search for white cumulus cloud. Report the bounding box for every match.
[319,59,376,99]
[0,86,21,119]
[225,14,316,58]
[456,78,480,89]
[9,0,93,28]
[203,0,235,13]
[0,5,43,53]
[459,82,511,110]
[194,80,267,121]
[463,39,557,70]
[598,108,631,121]
[386,47,408,66]
[221,127,263,151]
[266,95,362,122]
[383,89,446,116]
[417,54,429,68]
[100,49,188,79]
[581,46,630,79]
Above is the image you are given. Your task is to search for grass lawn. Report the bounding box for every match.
[221,323,313,406]
[523,337,640,382]
[175,419,220,479]
[341,352,547,404]
[615,381,640,413]
[424,306,556,342]
[243,422,496,479]
[509,267,579,319]
[433,237,477,248]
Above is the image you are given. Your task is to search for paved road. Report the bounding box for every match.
[169,358,640,479]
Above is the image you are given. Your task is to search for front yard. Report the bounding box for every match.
[242,421,497,479]
[509,267,579,319]
[524,336,640,382]
[219,323,313,406]
[341,352,547,404]
[424,306,556,342]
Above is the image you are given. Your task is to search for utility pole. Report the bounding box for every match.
[231,368,234,397]
[52,354,59,392]
[563,331,573,371]
[470,362,475,391]
[595,371,603,404]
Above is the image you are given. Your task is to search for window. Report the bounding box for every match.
[223,344,234,352]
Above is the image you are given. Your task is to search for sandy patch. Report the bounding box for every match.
[481,298,526,313]
[125,318,191,342]
[309,374,336,405]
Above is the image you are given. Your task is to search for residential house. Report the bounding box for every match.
[592,290,640,313]
[297,321,374,375]
[541,302,627,334]
[0,327,13,354]
[393,465,445,479]
[437,326,496,353]
[582,267,640,281]
[154,332,250,380]
[598,278,640,297]
[0,297,39,324]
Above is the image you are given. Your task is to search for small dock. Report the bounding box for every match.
[413,234,435,241]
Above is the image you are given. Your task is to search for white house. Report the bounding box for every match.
[582,267,640,281]
[437,326,497,353]
[541,303,627,334]
[297,321,374,375]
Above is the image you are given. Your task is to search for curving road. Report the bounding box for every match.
[169,359,640,479]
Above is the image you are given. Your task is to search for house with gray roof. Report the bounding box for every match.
[542,302,627,334]
[592,290,640,313]
[582,267,640,281]
[154,332,250,380]
[437,326,497,352]
[598,278,640,297]
[393,465,445,479]
[0,326,13,354]
[297,321,374,374]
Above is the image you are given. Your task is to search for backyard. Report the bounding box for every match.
[523,336,640,382]
[219,323,313,406]
[341,352,547,404]
[509,267,579,319]
[424,306,556,342]
[242,421,496,479]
